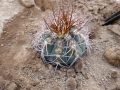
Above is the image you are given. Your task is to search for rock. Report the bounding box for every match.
[67,69,76,77]
[0,59,2,65]
[93,6,99,15]
[8,42,12,46]
[20,88,27,90]
[110,69,118,78]
[78,86,82,90]
[112,86,120,90]
[60,68,67,72]
[34,0,51,11]
[110,25,120,36]
[74,60,83,73]
[104,46,120,66]
[0,76,10,87]
[35,52,40,58]
[0,76,4,82]
[30,80,39,86]
[66,77,77,90]
[30,87,39,90]
[1,38,4,40]
[34,0,46,11]
[21,16,25,19]
[0,44,4,47]
[81,71,89,79]
[18,0,34,8]
[6,82,18,90]
[52,86,62,90]
[3,70,11,78]
[89,31,96,39]
[34,0,58,11]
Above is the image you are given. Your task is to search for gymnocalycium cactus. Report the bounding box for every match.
[33,1,91,71]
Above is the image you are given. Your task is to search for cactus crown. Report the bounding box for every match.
[44,9,73,38]
[43,2,83,38]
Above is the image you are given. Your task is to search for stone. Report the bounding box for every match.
[104,46,120,66]
[18,0,34,8]
[6,82,18,90]
[93,6,99,15]
[0,76,4,82]
[74,60,83,73]
[35,52,40,58]
[8,42,12,46]
[3,70,11,78]
[30,80,40,86]
[0,59,2,65]
[66,77,77,90]
[0,44,4,47]
[3,31,7,34]
[110,69,118,78]
[110,25,120,36]
[52,86,62,90]
[21,16,25,19]
[81,71,89,79]
[112,86,120,90]
[34,0,59,11]
[30,87,39,90]
[34,0,50,11]
[20,88,27,90]
[89,31,96,39]
[67,69,76,77]
[1,38,4,40]
[48,64,54,71]
[0,76,11,88]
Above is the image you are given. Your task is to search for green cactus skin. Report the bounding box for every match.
[39,28,87,67]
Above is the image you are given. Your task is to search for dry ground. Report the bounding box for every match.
[0,0,120,90]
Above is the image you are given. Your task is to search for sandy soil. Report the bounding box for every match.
[0,0,120,90]
[0,0,24,36]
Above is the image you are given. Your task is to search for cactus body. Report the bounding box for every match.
[35,28,87,67]
[33,2,91,69]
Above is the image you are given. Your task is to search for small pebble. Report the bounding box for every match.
[104,46,120,66]
[29,18,34,21]
[8,42,12,46]
[74,60,83,73]
[110,70,118,78]
[0,44,4,47]
[67,69,76,77]
[16,34,20,36]
[21,16,25,19]
[82,72,89,79]
[19,0,34,8]
[53,86,61,90]
[7,82,18,90]
[30,80,40,86]
[3,31,7,34]
[30,87,39,90]
[101,78,105,81]
[2,38,4,40]
[35,52,40,58]
[112,85,120,90]
[66,77,77,90]
[0,59,2,65]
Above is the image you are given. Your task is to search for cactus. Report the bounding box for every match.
[33,1,91,72]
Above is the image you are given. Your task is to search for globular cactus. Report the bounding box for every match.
[33,1,91,71]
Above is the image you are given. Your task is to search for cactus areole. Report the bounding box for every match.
[33,3,91,68]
